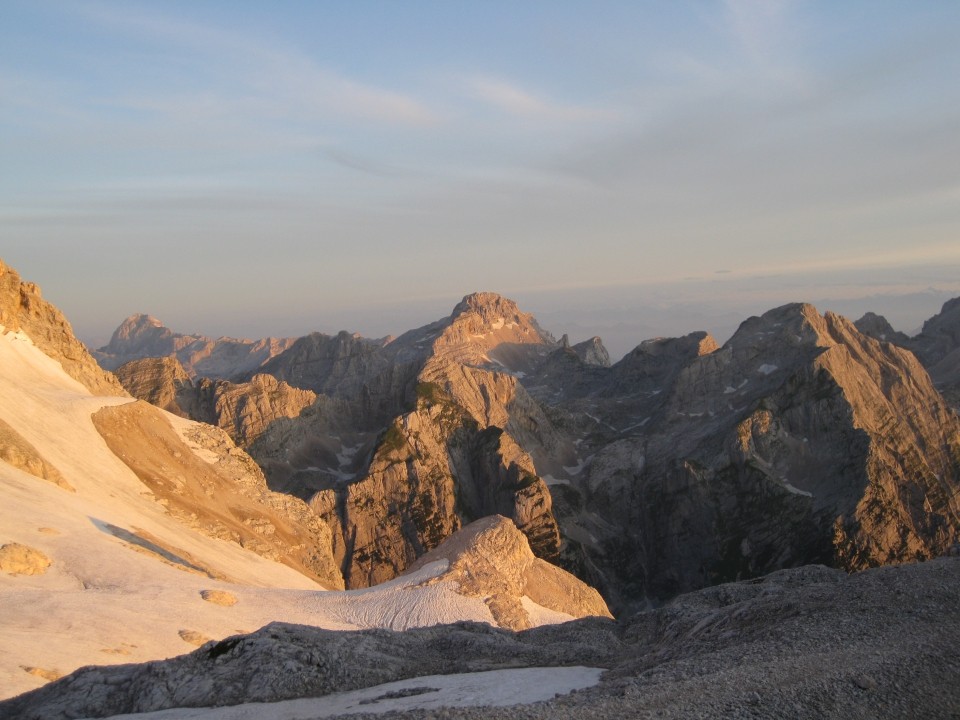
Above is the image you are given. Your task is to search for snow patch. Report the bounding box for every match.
[521,596,576,625]
[757,364,778,375]
[562,457,589,476]
[98,667,605,719]
[782,480,813,497]
[490,318,505,330]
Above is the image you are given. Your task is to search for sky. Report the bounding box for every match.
[2,0,960,359]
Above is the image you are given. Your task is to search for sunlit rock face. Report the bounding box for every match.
[0,258,125,396]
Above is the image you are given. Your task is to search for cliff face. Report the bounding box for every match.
[114,357,192,416]
[308,294,565,588]
[0,259,126,396]
[552,304,960,606]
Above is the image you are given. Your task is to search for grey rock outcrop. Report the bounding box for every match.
[0,259,126,396]
[408,515,611,630]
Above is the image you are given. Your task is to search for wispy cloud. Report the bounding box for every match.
[73,2,439,127]
[722,0,794,63]
[465,75,615,123]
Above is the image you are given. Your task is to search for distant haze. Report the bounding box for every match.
[3,2,959,359]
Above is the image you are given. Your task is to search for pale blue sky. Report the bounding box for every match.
[3,1,959,358]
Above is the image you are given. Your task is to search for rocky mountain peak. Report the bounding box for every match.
[854,312,910,345]
[451,292,521,321]
[916,296,960,357]
[109,313,172,345]
[430,292,556,374]
[730,301,819,339]
[448,292,551,341]
[572,337,611,367]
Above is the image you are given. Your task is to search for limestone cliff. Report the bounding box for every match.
[313,294,567,588]
[553,303,960,607]
[0,259,126,396]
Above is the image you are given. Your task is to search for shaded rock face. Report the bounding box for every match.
[543,303,960,607]
[0,259,125,396]
[854,311,910,345]
[911,297,960,366]
[114,357,192,416]
[94,313,295,379]
[908,297,960,409]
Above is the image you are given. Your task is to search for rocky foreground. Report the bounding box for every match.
[5,557,959,719]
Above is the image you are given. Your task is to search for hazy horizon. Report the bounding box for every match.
[4,1,960,359]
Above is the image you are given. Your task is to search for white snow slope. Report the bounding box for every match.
[0,327,571,701]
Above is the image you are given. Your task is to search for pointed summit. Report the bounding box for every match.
[433,292,556,373]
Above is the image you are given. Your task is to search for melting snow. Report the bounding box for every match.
[490,318,505,330]
[562,457,589,476]
[782,480,813,497]
[336,443,361,468]
[757,364,778,375]
[723,386,737,394]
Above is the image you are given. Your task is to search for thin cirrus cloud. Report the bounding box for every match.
[71,2,439,128]
[464,75,616,124]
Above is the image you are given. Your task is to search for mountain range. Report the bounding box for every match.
[98,289,960,611]
[2,256,960,717]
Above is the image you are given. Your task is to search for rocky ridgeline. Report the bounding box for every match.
[0,259,125,396]
[105,292,960,609]
[93,313,296,379]
[857,297,960,409]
